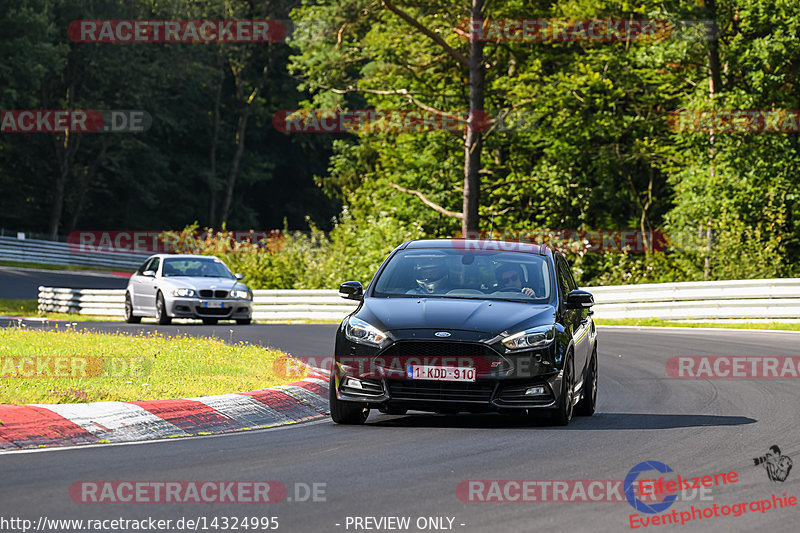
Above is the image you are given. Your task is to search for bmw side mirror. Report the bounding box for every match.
[565,289,594,309]
[142,270,156,278]
[339,281,363,301]
[235,273,244,280]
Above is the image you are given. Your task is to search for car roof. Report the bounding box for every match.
[149,254,221,260]
[401,238,550,256]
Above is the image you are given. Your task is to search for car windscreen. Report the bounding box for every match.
[372,249,552,301]
[161,258,234,279]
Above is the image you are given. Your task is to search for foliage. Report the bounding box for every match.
[3,0,800,286]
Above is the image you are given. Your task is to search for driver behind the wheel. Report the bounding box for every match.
[495,263,537,296]
[407,258,451,295]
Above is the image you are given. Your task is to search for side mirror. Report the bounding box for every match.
[142,270,156,278]
[234,273,244,281]
[565,289,594,309]
[339,281,364,301]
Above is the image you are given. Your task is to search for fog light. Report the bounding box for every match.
[524,386,546,396]
[344,377,363,389]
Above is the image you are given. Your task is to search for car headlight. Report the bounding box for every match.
[170,288,196,297]
[230,289,251,299]
[344,317,387,347]
[502,325,555,351]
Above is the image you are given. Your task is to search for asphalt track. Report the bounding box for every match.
[0,266,128,299]
[1,323,799,532]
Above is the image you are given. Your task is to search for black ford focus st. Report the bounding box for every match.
[330,239,597,426]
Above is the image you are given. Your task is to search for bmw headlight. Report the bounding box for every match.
[502,325,555,351]
[344,317,387,347]
[230,289,251,299]
[170,288,196,297]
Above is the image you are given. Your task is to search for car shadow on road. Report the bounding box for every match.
[368,412,756,430]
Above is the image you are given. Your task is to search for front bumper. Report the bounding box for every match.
[332,338,563,412]
[333,374,561,413]
[165,297,252,319]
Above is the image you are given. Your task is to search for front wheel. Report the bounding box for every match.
[329,374,369,425]
[550,352,574,426]
[576,348,597,416]
[124,293,141,324]
[155,292,171,325]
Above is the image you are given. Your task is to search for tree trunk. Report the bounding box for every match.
[208,71,223,227]
[462,0,485,235]
[704,0,722,280]
[67,136,111,234]
[219,63,268,226]
[48,132,81,240]
[219,110,251,225]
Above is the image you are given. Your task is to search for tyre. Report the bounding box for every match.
[124,293,141,324]
[576,348,597,416]
[155,292,172,325]
[329,374,369,425]
[202,318,218,325]
[550,351,574,426]
[236,318,252,325]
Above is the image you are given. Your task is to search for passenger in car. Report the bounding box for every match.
[495,263,538,297]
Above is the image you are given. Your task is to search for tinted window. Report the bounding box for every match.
[558,255,578,292]
[136,257,154,275]
[372,248,551,301]
[555,256,570,301]
[162,257,234,279]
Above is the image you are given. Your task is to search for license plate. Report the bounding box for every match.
[406,365,476,382]
[203,301,224,308]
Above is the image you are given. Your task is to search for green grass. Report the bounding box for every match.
[0,328,307,404]
[0,299,125,321]
[0,299,39,316]
[595,318,800,331]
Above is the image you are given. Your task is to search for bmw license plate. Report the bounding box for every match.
[203,301,224,308]
[407,365,476,382]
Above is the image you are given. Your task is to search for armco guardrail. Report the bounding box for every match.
[589,278,800,320]
[1,235,147,270]
[37,288,360,320]
[37,279,800,322]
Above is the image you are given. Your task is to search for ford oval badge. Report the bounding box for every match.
[435,331,451,337]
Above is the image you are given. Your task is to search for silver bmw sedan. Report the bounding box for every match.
[124,254,253,325]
